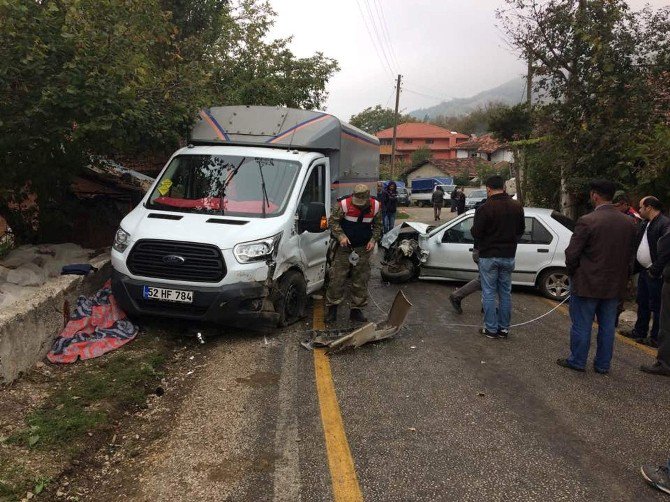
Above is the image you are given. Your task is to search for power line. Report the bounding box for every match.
[403,87,451,103]
[361,0,396,75]
[371,0,400,71]
[354,0,394,78]
[403,80,452,100]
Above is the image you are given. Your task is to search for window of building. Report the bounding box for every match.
[425,139,434,144]
[403,139,413,144]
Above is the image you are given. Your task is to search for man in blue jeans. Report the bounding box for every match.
[620,196,670,348]
[471,176,525,339]
[557,180,637,373]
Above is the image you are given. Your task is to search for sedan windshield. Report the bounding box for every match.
[469,190,486,198]
[147,155,300,217]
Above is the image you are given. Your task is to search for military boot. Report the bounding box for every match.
[349,308,367,323]
[325,305,337,324]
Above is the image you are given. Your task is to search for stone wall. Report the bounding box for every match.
[0,256,111,383]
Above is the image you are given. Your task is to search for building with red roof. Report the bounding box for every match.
[376,123,470,163]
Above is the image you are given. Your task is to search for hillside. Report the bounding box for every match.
[409,77,526,119]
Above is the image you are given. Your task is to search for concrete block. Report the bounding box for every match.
[0,256,111,384]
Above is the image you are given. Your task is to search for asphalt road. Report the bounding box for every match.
[91,260,670,502]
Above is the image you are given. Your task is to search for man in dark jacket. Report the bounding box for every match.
[621,196,670,347]
[380,181,398,234]
[640,227,670,376]
[471,175,525,339]
[557,180,638,374]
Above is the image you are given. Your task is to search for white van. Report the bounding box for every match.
[111,106,379,327]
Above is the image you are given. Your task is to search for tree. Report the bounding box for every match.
[488,103,533,203]
[210,1,338,110]
[411,146,432,166]
[349,105,416,134]
[498,0,670,217]
[432,102,508,135]
[0,0,340,242]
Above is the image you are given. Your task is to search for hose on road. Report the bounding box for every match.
[368,287,571,329]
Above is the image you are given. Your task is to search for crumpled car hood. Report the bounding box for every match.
[380,221,431,249]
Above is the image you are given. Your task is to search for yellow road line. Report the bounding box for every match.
[313,300,364,502]
[541,297,657,358]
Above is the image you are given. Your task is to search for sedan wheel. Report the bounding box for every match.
[539,269,570,301]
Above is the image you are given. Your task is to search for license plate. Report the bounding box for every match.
[142,286,193,303]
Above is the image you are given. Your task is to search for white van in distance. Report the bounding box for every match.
[111,106,379,327]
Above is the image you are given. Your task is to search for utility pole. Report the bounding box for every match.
[516,52,533,206]
[526,56,532,109]
[390,74,402,179]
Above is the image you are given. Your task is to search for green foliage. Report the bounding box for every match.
[0,0,340,242]
[410,146,432,166]
[488,104,532,142]
[475,159,509,184]
[349,105,417,134]
[432,102,509,135]
[498,0,670,214]
[211,1,338,109]
[10,352,165,450]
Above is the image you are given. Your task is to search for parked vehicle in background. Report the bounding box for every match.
[380,208,574,301]
[111,106,379,328]
[397,187,411,206]
[410,177,453,206]
[465,189,487,210]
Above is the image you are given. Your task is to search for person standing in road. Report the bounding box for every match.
[432,185,445,221]
[450,187,461,213]
[620,196,670,348]
[380,181,398,234]
[471,175,525,339]
[557,180,637,374]
[640,226,670,377]
[456,187,466,215]
[325,184,382,324]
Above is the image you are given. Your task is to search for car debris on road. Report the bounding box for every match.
[301,291,412,352]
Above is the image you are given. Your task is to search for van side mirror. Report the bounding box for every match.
[298,202,327,234]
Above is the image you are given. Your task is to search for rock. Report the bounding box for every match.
[6,263,46,286]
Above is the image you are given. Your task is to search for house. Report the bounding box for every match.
[403,158,492,185]
[455,133,514,163]
[376,123,470,163]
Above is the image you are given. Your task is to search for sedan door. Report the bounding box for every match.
[420,215,479,281]
[512,216,558,285]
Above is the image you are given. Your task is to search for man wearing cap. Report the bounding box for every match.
[325,184,382,324]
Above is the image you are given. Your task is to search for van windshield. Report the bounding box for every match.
[147,154,300,217]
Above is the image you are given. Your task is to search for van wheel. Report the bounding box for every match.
[275,270,307,327]
[538,268,570,301]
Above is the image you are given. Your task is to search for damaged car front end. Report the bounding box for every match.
[380,222,431,284]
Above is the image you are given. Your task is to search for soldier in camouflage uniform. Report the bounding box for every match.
[325,184,382,324]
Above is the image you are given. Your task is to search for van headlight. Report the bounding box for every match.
[113,227,131,252]
[233,233,282,263]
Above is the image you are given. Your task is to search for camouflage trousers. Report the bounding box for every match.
[325,245,371,308]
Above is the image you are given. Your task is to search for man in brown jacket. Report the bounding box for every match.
[557,180,638,374]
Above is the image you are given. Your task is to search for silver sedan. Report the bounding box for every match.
[418,207,573,300]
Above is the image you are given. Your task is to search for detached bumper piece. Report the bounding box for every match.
[112,270,279,326]
[302,291,412,352]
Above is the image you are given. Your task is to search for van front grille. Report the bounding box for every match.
[127,239,225,282]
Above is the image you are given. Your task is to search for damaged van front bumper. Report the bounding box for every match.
[111,270,280,326]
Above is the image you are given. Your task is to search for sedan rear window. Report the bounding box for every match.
[551,211,575,232]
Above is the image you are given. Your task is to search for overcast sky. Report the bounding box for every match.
[268,0,668,121]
